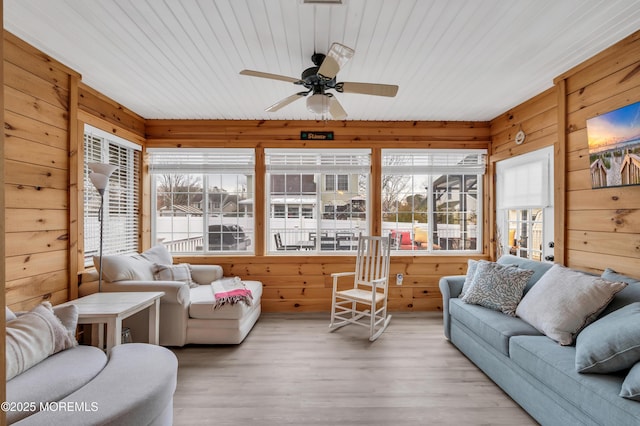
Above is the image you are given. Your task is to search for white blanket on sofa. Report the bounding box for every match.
[211,277,253,309]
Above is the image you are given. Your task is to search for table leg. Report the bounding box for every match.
[106,318,121,354]
[91,323,104,350]
[148,299,160,345]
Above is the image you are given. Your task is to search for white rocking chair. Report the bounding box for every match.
[329,234,392,341]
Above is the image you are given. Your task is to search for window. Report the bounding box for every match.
[496,146,554,261]
[381,149,486,253]
[506,208,544,261]
[266,149,370,253]
[83,125,141,266]
[148,149,255,254]
[325,174,349,191]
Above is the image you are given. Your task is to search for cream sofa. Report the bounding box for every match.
[6,305,177,425]
[81,245,262,346]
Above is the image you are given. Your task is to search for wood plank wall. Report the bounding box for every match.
[555,30,640,277]
[146,120,492,312]
[3,31,78,311]
[3,30,146,311]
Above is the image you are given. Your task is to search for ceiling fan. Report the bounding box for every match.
[239,43,399,120]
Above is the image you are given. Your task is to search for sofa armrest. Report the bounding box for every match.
[102,280,190,306]
[189,264,223,285]
[439,275,466,340]
[17,343,177,426]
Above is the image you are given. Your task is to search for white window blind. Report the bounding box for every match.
[496,150,550,209]
[147,148,255,174]
[84,126,141,266]
[382,149,487,175]
[265,149,371,173]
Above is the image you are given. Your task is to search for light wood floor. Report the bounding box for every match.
[171,312,537,425]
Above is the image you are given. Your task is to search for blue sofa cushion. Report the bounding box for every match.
[576,302,640,373]
[450,298,541,356]
[510,335,640,426]
[621,362,640,401]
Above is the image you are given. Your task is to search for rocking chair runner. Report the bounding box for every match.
[329,234,392,341]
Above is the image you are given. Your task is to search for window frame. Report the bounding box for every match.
[265,148,371,255]
[148,148,255,255]
[381,149,486,255]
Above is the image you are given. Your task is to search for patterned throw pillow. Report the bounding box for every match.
[461,261,534,316]
[153,263,197,288]
[460,259,482,297]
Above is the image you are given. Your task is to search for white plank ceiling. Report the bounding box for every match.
[4,0,640,121]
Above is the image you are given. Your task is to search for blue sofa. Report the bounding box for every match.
[439,255,640,426]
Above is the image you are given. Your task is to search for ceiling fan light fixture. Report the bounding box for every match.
[306,93,330,114]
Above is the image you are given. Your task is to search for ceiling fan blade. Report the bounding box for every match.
[239,69,301,84]
[265,92,306,112]
[318,42,355,80]
[340,82,399,97]
[329,96,348,120]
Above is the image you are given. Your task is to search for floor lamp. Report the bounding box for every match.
[88,163,118,292]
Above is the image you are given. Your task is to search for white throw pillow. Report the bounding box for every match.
[140,244,173,265]
[515,264,627,345]
[95,254,155,282]
[6,302,77,380]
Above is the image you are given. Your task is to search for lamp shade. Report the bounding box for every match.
[89,172,110,192]
[306,94,330,114]
[88,162,118,178]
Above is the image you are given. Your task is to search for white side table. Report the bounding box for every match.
[58,292,164,353]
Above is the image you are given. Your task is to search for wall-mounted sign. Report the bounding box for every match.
[301,131,334,140]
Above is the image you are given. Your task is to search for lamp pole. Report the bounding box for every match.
[88,163,118,292]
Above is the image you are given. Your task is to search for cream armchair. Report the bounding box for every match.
[81,245,262,346]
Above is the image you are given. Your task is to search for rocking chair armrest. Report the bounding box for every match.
[369,277,388,288]
[331,272,356,278]
[331,272,355,291]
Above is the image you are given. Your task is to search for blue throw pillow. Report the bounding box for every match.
[620,362,640,401]
[576,302,640,373]
[600,268,640,317]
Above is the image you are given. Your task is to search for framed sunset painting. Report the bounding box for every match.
[586,101,640,189]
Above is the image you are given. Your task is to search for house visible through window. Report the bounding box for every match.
[148,148,255,254]
[266,149,370,253]
[381,149,486,253]
[83,125,141,266]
